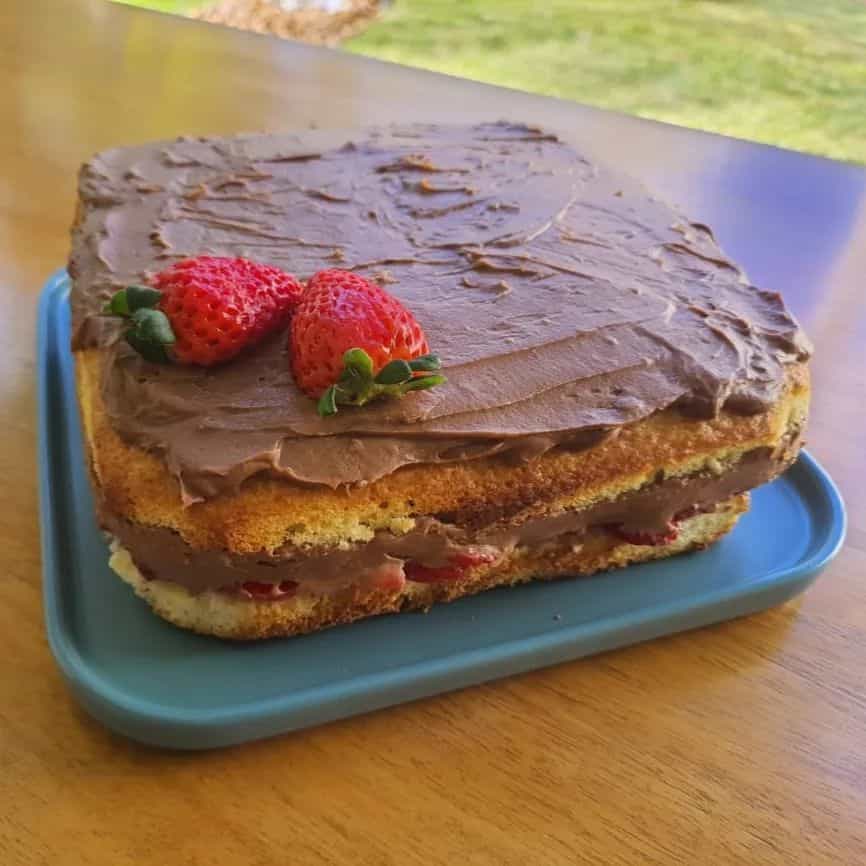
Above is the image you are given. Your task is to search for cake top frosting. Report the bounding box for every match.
[69,122,810,502]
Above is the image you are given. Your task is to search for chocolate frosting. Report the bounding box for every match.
[69,123,811,501]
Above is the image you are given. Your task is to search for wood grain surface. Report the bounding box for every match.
[1,1,865,863]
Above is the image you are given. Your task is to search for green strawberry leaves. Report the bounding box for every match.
[104,285,162,317]
[316,385,339,417]
[374,359,413,385]
[103,285,175,363]
[317,349,446,417]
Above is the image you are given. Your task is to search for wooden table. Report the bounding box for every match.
[2,1,865,863]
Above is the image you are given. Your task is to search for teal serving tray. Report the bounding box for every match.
[38,271,845,749]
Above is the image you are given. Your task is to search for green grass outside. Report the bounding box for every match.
[118,0,866,163]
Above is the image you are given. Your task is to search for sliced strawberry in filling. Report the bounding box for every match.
[236,580,298,600]
[367,561,407,593]
[612,521,679,547]
[405,550,498,584]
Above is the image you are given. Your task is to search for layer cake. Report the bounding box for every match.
[69,123,811,639]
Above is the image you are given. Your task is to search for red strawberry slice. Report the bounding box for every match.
[366,561,407,593]
[614,522,679,546]
[236,580,298,600]
[289,269,446,416]
[105,256,303,366]
[405,550,498,584]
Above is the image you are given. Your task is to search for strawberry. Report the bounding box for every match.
[365,562,407,594]
[289,269,446,416]
[404,550,498,584]
[105,256,303,366]
[613,522,679,546]
[234,580,298,601]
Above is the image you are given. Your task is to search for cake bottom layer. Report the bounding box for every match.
[108,494,748,640]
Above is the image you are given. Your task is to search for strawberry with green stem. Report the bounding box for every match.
[104,256,304,366]
[290,269,446,417]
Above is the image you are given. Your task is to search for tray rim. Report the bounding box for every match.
[37,270,847,747]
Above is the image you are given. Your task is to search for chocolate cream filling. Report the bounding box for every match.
[104,444,793,596]
[69,123,810,503]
